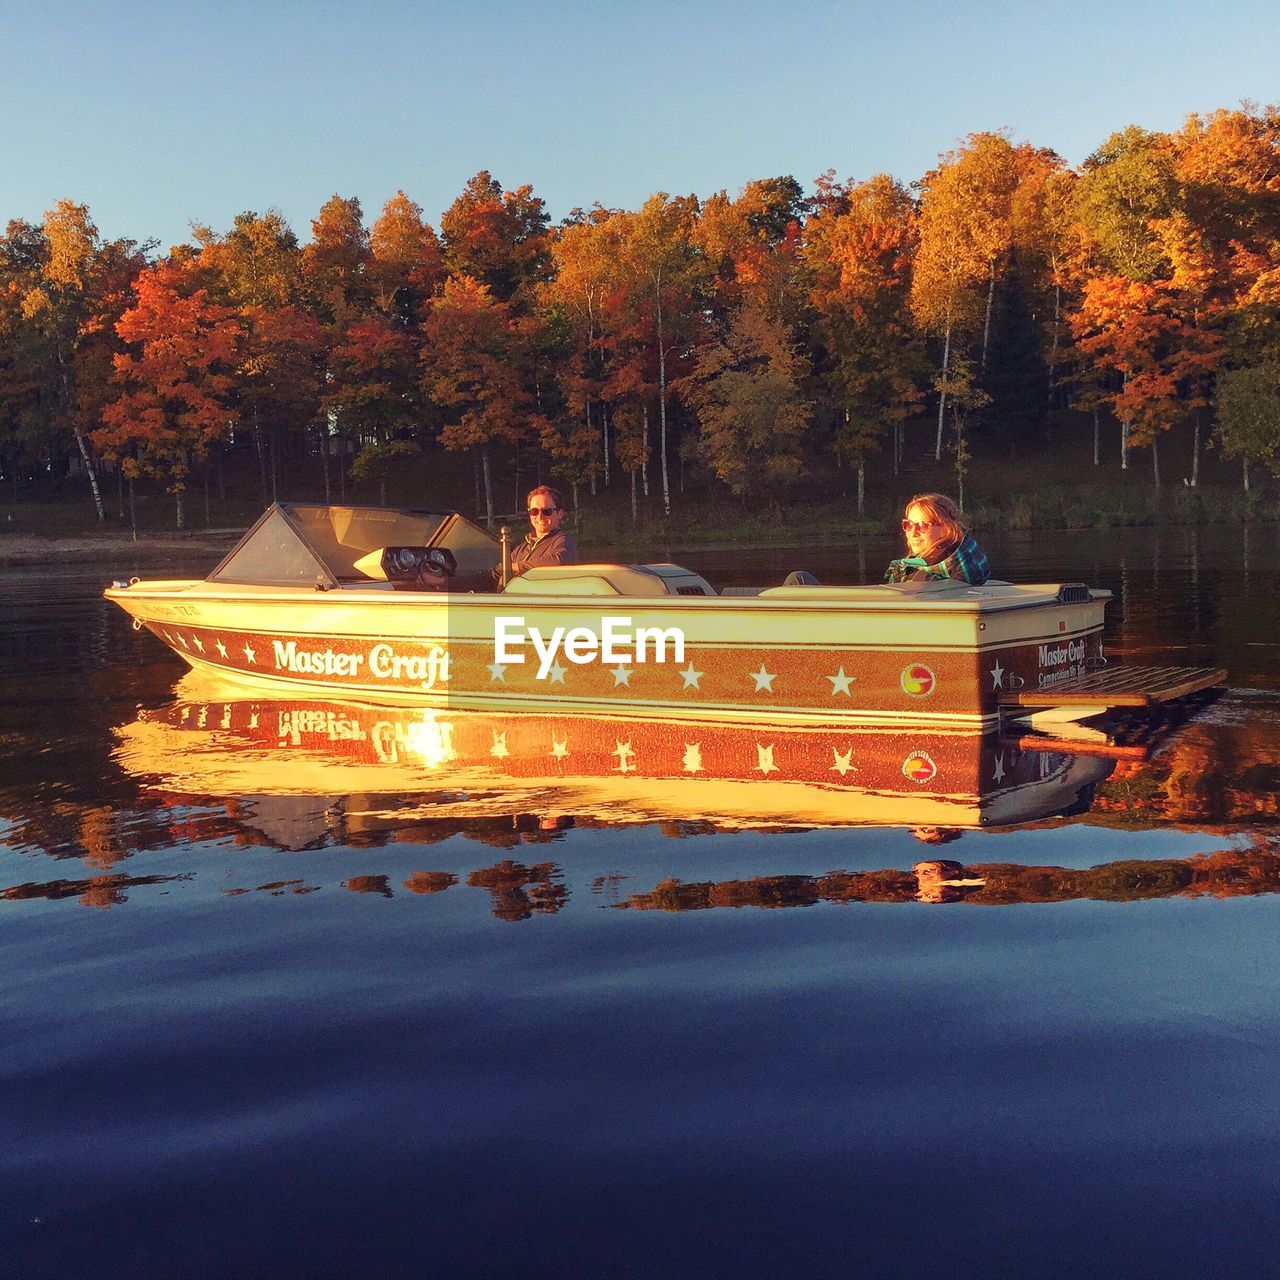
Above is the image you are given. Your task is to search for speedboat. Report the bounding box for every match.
[105,502,1225,732]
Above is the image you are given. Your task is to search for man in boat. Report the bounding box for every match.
[511,486,578,575]
[885,493,990,586]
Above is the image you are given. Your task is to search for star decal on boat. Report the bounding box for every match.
[678,662,703,690]
[546,662,568,685]
[830,747,856,776]
[191,634,205,653]
[550,737,569,759]
[610,664,634,687]
[826,667,855,696]
[613,740,635,773]
[215,639,228,658]
[992,752,1006,783]
[490,730,509,759]
[682,743,703,773]
[989,659,1005,690]
[486,662,507,683]
[176,633,189,649]
[755,743,778,774]
[243,643,257,664]
[749,664,776,692]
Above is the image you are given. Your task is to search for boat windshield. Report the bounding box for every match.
[208,503,500,588]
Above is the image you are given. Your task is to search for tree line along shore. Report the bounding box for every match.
[2,106,1279,537]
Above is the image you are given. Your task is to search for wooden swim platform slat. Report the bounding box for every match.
[998,665,1227,709]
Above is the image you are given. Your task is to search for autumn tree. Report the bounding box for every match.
[615,193,706,515]
[17,202,149,518]
[686,303,812,499]
[1214,363,1280,488]
[911,145,990,459]
[544,207,624,489]
[1011,163,1084,436]
[1175,107,1280,482]
[440,171,551,306]
[302,194,371,320]
[694,176,807,323]
[0,220,51,490]
[369,190,443,324]
[805,173,922,511]
[96,260,239,528]
[1070,275,1219,486]
[1072,125,1226,482]
[422,274,531,524]
[195,210,308,499]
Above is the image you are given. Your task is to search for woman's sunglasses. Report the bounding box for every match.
[902,519,940,532]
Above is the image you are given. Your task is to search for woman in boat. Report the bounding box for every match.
[512,485,578,574]
[885,493,990,585]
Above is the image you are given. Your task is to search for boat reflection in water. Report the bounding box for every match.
[2,676,1266,915]
[114,673,1114,837]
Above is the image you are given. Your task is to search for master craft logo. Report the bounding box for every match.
[902,751,938,785]
[900,663,936,697]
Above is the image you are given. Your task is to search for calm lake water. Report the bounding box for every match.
[3,525,1280,1279]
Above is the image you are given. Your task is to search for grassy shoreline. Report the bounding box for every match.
[3,471,1278,565]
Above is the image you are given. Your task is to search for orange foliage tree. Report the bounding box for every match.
[1071,275,1220,486]
[96,261,240,528]
[805,173,922,511]
[422,274,531,525]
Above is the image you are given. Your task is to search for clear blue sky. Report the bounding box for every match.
[4,0,1277,250]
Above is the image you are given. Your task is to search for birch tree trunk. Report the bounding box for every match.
[481,445,494,528]
[57,344,104,521]
[1191,413,1201,487]
[980,263,995,373]
[934,320,952,462]
[319,426,330,503]
[603,404,610,487]
[73,430,105,521]
[1151,436,1160,489]
[1045,282,1061,441]
[1093,409,1100,467]
[857,463,865,518]
[1119,373,1128,470]
[255,413,268,505]
[642,405,650,498]
[630,469,637,525]
[657,300,671,516]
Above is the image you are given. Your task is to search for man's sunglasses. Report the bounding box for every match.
[529,506,561,516]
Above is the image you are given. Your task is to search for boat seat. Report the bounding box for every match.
[720,586,763,597]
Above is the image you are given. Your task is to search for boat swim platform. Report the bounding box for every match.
[998,664,1227,711]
